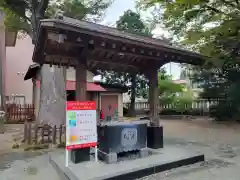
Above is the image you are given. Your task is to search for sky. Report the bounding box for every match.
[97,0,182,80]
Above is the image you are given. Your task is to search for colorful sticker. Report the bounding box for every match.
[69,119,77,127]
[71,135,77,142]
[68,111,76,119]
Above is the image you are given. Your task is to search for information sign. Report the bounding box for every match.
[66,101,97,150]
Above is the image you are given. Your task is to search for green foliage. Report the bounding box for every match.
[47,0,111,22]
[138,0,240,120]
[1,0,112,39]
[158,68,185,104]
[116,10,152,36]
[159,79,184,96]
[174,92,194,114]
[160,108,204,116]
[102,10,152,104]
[209,103,231,121]
[102,71,149,98]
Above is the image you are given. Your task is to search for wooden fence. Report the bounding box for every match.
[6,104,35,123]
[23,123,66,146]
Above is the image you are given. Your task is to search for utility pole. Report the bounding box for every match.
[0,11,5,110]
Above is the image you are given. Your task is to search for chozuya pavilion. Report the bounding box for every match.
[33,16,206,180]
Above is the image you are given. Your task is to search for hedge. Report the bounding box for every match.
[160,108,209,116]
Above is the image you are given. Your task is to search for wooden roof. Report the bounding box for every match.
[33,16,208,73]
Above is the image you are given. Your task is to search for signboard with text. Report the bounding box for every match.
[66,101,97,150]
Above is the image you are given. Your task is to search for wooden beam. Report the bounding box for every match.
[86,38,162,60]
[44,55,77,66]
[47,31,85,46]
[89,60,139,70]
[90,39,205,66]
[87,53,143,66]
[89,61,139,73]
[44,45,82,58]
[94,47,161,61]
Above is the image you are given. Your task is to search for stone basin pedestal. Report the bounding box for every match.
[147,126,164,149]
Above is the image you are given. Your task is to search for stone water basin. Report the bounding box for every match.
[97,120,149,154]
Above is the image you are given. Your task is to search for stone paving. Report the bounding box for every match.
[1,119,240,180]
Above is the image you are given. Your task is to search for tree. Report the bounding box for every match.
[102,10,152,117]
[1,0,111,125]
[158,68,184,104]
[2,0,111,41]
[175,91,194,117]
[138,0,240,120]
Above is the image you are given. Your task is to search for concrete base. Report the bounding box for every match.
[98,150,118,164]
[98,148,150,164]
[139,148,149,158]
[49,146,204,180]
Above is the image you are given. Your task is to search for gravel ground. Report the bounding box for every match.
[0,152,60,180]
[139,118,240,180]
[0,124,60,180]
[1,119,240,180]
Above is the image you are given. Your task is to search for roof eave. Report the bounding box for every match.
[39,18,208,60]
[24,64,40,80]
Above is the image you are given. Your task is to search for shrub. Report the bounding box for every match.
[209,103,240,121]
[159,108,205,116]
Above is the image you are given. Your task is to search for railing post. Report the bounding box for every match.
[27,123,32,145]
[41,126,44,144]
[34,123,38,144]
[59,124,62,144]
[52,125,57,144]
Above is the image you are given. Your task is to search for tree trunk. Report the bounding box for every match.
[128,74,136,117]
[30,0,66,126]
[37,65,66,126]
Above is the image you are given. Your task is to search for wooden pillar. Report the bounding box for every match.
[148,69,160,126]
[32,78,36,120]
[75,62,87,101]
[32,78,36,105]
[97,92,100,119]
[71,57,90,164]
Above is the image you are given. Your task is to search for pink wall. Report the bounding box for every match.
[6,36,34,103]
